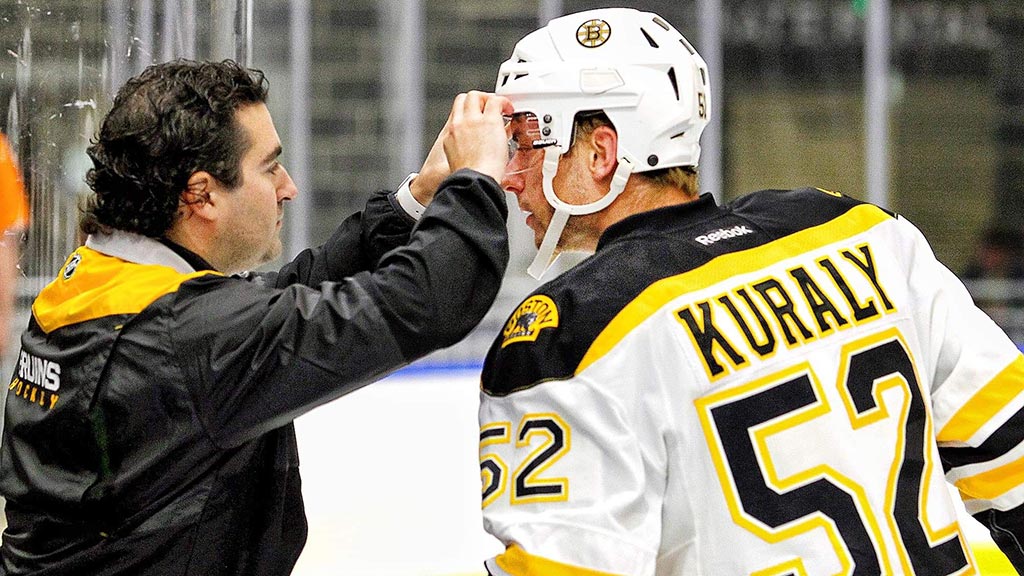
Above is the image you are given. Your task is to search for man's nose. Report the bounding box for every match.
[278,166,298,201]
[501,172,523,196]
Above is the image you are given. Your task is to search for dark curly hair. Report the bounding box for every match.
[81,59,268,237]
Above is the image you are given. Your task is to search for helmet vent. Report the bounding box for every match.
[700,68,707,86]
[514,58,528,80]
[641,28,659,48]
[668,67,680,101]
[652,17,671,31]
[679,37,696,56]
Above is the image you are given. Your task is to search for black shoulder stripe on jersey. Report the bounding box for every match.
[728,187,894,236]
[483,190,894,397]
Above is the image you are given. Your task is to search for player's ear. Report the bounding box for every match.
[588,125,618,181]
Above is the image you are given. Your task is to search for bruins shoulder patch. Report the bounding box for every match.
[502,295,559,348]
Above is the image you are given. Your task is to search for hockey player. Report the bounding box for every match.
[0,60,511,574]
[479,8,1024,575]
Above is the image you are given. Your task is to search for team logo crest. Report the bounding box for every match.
[62,253,82,280]
[577,19,611,48]
[502,295,559,348]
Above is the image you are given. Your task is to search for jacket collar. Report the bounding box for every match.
[84,230,215,273]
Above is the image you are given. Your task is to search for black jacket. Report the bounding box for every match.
[0,170,508,575]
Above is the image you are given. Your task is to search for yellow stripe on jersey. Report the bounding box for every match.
[494,544,621,576]
[937,354,1024,444]
[955,453,1024,501]
[971,542,1017,575]
[576,203,893,376]
[33,247,220,333]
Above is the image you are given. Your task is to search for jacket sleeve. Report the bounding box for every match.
[172,170,509,448]
[258,190,416,287]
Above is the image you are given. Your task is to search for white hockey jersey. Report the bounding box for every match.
[479,189,1024,575]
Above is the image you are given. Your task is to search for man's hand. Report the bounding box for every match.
[443,91,513,184]
[409,113,453,206]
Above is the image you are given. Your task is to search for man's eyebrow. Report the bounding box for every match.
[261,144,283,165]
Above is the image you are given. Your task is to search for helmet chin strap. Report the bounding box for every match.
[526,147,635,280]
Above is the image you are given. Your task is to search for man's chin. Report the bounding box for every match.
[245,240,283,271]
[263,241,283,265]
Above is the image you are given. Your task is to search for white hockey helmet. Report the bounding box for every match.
[496,7,710,172]
[495,8,711,278]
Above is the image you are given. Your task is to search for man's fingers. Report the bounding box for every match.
[483,94,514,118]
[464,90,487,114]
[450,92,468,125]
[451,91,509,124]
[443,91,510,182]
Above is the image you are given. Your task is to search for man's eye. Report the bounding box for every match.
[507,139,520,160]
[268,162,281,174]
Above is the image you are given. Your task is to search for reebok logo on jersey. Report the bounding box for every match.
[502,295,559,348]
[695,225,754,246]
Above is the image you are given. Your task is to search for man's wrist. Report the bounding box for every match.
[393,172,426,221]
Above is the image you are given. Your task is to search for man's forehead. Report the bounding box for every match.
[258,142,283,164]
[235,104,279,151]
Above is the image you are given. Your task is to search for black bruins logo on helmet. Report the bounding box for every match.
[577,19,611,48]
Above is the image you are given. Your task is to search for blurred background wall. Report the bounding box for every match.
[1,0,1022,370]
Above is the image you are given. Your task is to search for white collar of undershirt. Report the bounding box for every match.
[85,230,196,274]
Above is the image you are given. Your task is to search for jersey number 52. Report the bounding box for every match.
[696,327,971,575]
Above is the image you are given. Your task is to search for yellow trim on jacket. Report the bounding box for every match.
[33,246,220,333]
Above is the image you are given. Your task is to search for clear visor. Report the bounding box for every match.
[504,112,553,176]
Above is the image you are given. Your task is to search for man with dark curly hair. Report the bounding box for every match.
[0,59,512,575]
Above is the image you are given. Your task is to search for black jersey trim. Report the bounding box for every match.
[939,355,1024,471]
